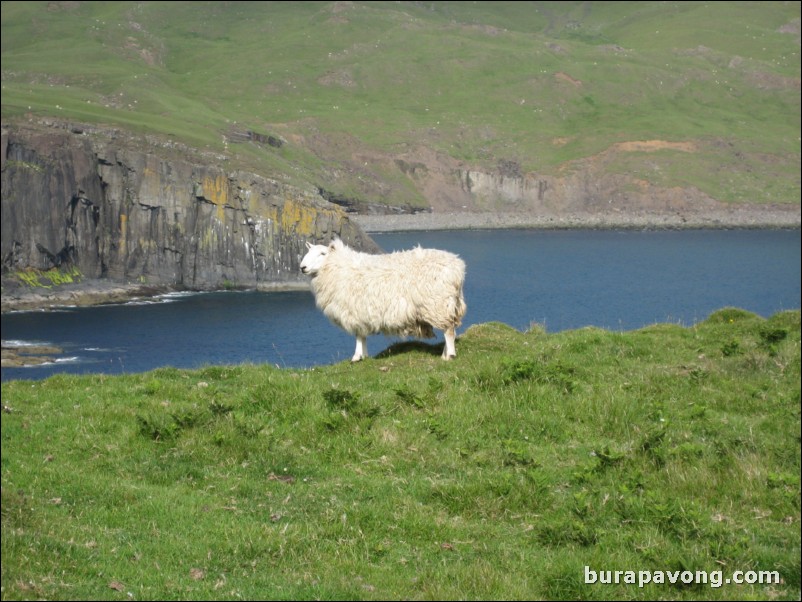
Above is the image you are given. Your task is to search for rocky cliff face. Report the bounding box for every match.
[388,142,728,217]
[1,121,377,290]
[457,167,720,215]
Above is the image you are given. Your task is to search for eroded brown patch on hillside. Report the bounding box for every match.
[554,72,582,87]
[613,140,697,153]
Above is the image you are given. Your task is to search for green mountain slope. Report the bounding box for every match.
[2,1,800,209]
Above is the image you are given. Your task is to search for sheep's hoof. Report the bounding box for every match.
[441,353,456,361]
[350,356,364,363]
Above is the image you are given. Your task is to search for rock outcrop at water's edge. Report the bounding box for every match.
[1,120,378,310]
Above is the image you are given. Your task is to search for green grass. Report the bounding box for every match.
[2,308,800,600]
[1,1,799,206]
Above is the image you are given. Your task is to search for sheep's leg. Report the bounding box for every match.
[442,327,457,360]
[352,335,367,362]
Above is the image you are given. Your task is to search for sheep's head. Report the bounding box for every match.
[300,239,342,275]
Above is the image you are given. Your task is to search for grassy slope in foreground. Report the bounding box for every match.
[1,309,800,600]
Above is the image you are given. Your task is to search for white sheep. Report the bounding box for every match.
[300,238,466,362]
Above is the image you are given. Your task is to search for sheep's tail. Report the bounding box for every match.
[448,287,467,328]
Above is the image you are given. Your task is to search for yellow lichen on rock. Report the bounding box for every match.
[120,214,128,250]
[281,198,320,237]
[201,175,229,220]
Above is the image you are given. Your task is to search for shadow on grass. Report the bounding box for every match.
[375,339,445,359]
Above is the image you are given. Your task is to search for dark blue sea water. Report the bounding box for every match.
[2,229,800,381]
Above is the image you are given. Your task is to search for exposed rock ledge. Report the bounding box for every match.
[2,343,64,368]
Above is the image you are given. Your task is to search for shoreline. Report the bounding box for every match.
[351,207,802,233]
[3,207,799,313]
[0,280,310,315]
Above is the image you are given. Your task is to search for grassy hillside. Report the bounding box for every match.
[1,308,800,599]
[1,1,800,207]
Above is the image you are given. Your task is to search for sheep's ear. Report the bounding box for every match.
[329,238,344,251]
[305,241,313,250]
